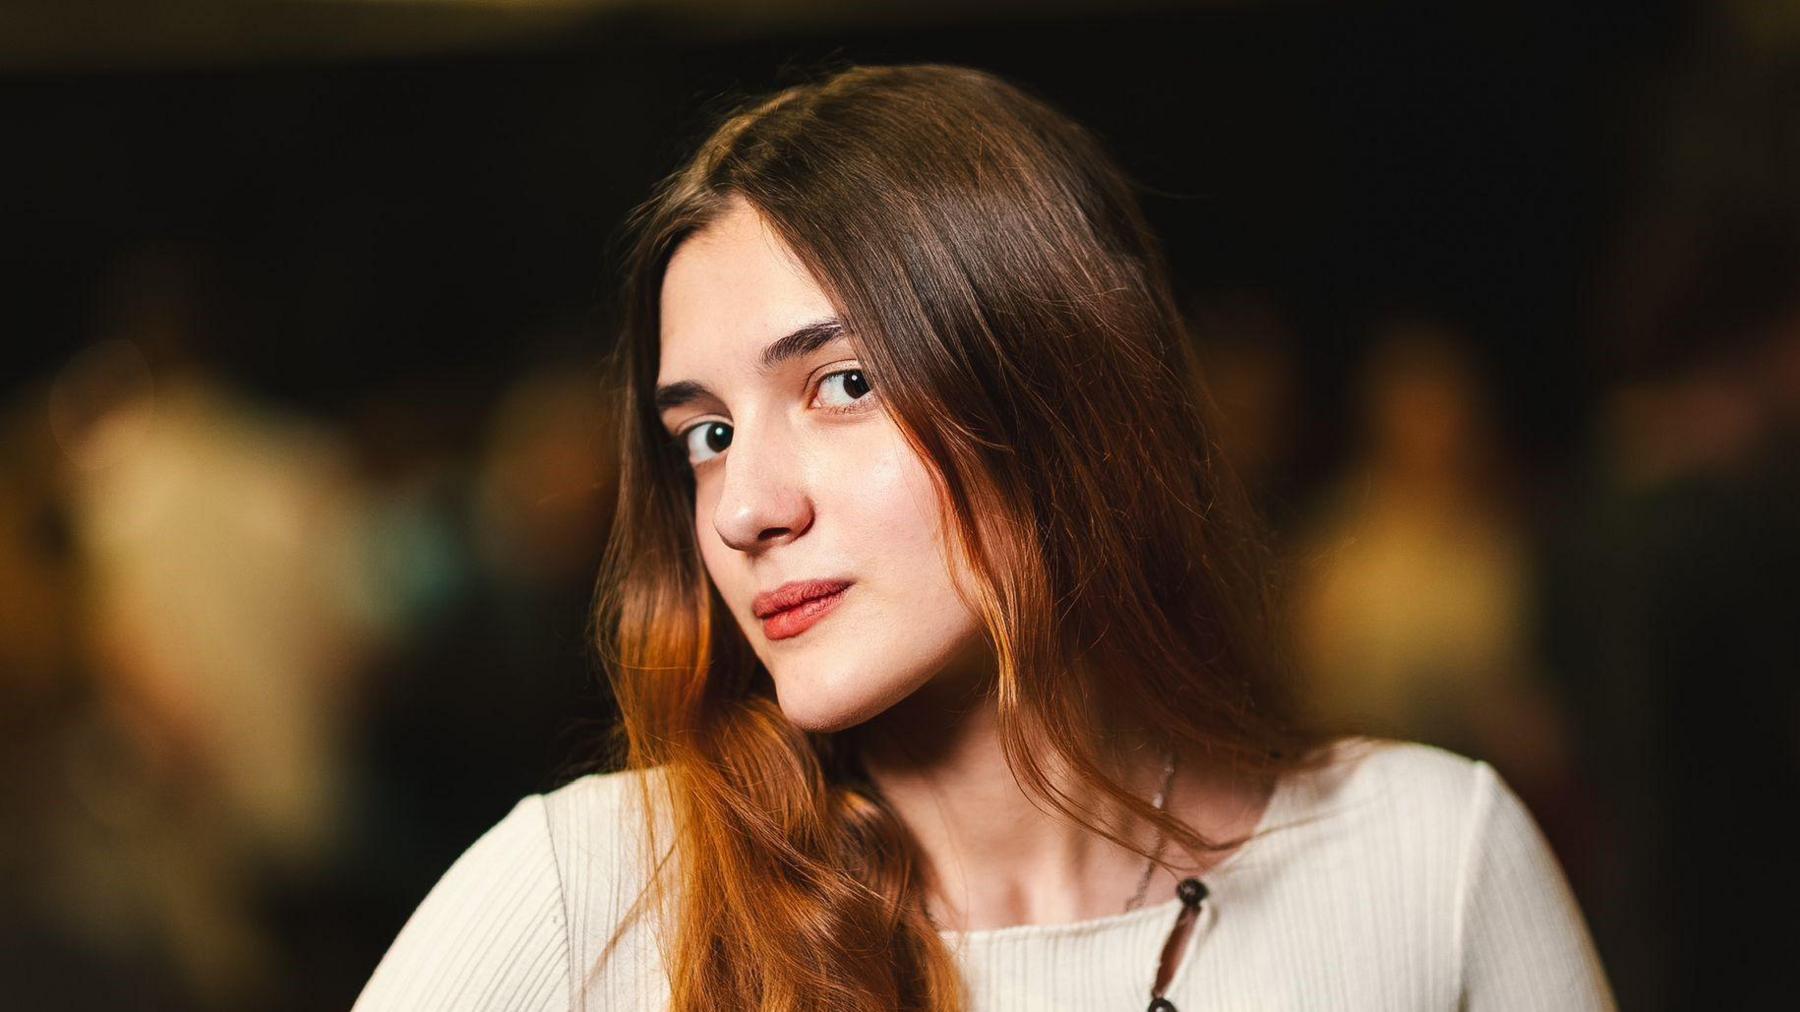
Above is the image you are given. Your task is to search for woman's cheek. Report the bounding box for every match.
[844,421,936,547]
[693,477,737,598]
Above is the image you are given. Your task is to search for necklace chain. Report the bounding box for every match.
[1123,748,1178,913]
[923,747,1180,928]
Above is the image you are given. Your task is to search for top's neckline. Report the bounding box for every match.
[937,765,1293,943]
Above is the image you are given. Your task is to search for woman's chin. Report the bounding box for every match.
[767,682,874,733]
[767,665,920,735]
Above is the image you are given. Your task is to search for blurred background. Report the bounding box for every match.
[3,0,1796,1008]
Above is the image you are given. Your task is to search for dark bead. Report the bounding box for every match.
[1176,877,1208,908]
[1148,999,1178,1011]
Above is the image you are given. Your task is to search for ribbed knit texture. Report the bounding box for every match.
[353,738,1615,1010]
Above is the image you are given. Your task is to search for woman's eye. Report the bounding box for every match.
[679,420,733,465]
[673,371,871,468]
[814,368,874,411]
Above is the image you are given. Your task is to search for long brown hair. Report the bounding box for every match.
[591,62,1333,1011]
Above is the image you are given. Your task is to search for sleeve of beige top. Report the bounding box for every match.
[353,795,570,1012]
[1456,762,1617,1012]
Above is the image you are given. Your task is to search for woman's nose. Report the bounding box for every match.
[711,421,813,552]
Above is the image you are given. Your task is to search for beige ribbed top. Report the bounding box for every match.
[353,738,1615,1010]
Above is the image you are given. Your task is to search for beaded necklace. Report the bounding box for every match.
[1131,749,1207,1012]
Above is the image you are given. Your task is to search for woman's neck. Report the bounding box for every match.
[853,668,1272,933]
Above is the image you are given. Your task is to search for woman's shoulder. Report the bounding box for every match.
[1256,737,1580,939]
[534,765,675,919]
[1281,734,1501,832]
[1272,739,1616,1007]
[1247,735,1519,909]
[538,764,672,848]
[353,766,673,1012]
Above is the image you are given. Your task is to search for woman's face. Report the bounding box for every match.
[655,195,989,733]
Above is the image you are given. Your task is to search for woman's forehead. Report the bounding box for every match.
[657,198,837,374]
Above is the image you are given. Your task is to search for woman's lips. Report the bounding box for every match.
[760,585,851,640]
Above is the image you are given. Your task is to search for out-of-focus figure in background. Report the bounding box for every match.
[0,243,623,1011]
[1285,317,1573,784]
[60,259,382,877]
[2,244,394,1009]
[1536,4,1800,999]
[1545,220,1800,1011]
[1282,316,1586,886]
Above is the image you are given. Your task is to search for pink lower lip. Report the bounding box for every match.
[761,586,850,640]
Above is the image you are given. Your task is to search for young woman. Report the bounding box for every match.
[355,64,1615,1011]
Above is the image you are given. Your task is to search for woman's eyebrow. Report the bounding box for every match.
[654,317,846,413]
[756,317,844,373]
